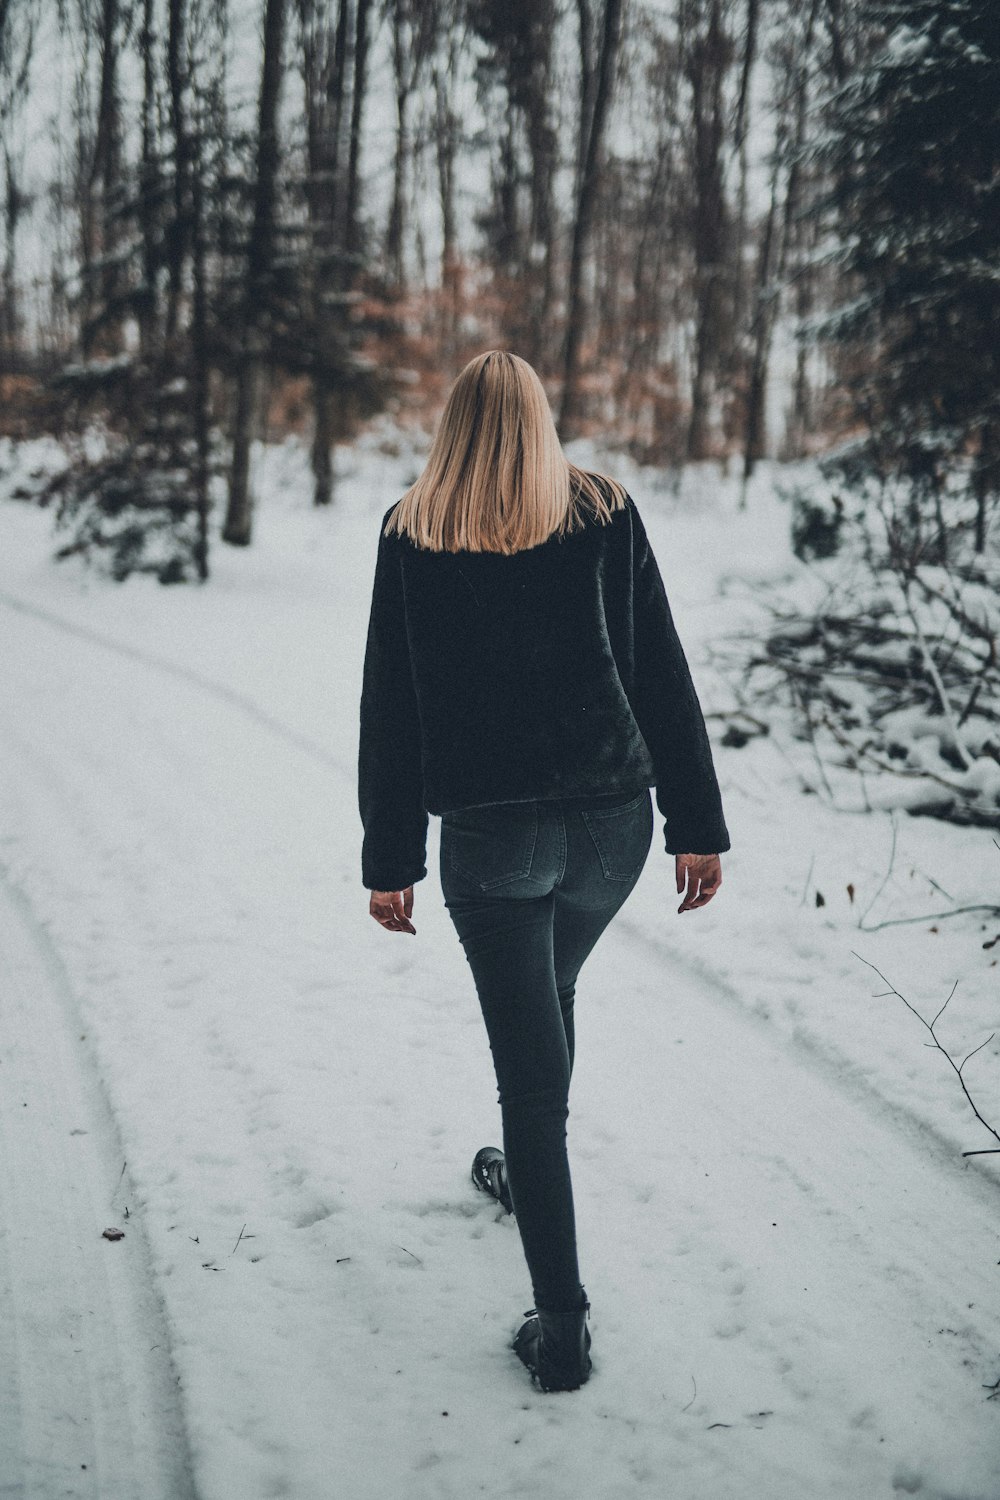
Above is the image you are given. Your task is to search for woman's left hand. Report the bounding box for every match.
[369,887,416,934]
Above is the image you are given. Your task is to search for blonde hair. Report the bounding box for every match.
[385,350,627,553]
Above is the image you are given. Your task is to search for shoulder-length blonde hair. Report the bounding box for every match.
[384,350,627,553]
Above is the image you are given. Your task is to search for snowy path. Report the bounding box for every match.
[1,498,999,1498]
[0,865,196,1498]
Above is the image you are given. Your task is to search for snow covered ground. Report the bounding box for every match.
[0,431,998,1499]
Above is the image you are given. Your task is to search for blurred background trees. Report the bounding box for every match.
[0,0,997,580]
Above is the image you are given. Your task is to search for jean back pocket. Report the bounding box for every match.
[580,791,652,881]
[441,803,539,892]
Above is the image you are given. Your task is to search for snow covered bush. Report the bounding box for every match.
[47,359,212,584]
[720,479,1000,829]
[51,435,206,584]
[784,474,846,561]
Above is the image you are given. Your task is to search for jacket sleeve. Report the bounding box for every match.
[627,499,731,856]
[358,519,429,890]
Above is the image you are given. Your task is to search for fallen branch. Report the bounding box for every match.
[857,904,1000,932]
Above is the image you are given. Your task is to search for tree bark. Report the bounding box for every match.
[76,0,122,356]
[684,0,731,463]
[742,0,820,491]
[558,0,623,438]
[190,87,211,580]
[223,0,286,546]
[136,0,160,355]
[344,0,370,262]
[165,0,192,345]
[730,0,759,336]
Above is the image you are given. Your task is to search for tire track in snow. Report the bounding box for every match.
[614,906,1000,1190]
[0,861,198,1500]
[0,587,348,780]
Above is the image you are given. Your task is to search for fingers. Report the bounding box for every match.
[675,856,722,914]
[680,881,717,912]
[369,888,416,934]
[677,874,703,913]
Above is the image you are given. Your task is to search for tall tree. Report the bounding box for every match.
[431,0,465,354]
[679,0,737,461]
[384,0,438,289]
[740,0,822,492]
[558,0,624,437]
[0,0,37,365]
[223,0,287,546]
[297,0,375,506]
[468,0,559,366]
[72,0,126,357]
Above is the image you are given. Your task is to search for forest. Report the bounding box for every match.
[1,7,1000,1494]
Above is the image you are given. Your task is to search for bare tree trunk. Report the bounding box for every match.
[730,0,758,335]
[522,20,557,368]
[433,9,461,355]
[300,0,369,507]
[92,0,122,351]
[740,162,778,494]
[301,0,343,508]
[684,0,731,462]
[136,0,160,355]
[0,1,36,363]
[165,0,192,345]
[573,0,595,197]
[344,0,370,261]
[73,28,98,358]
[72,0,121,357]
[385,4,411,289]
[223,0,286,546]
[558,0,623,438]
[190,83,211,580]
[1,144,21,359]
[742,0,820,493]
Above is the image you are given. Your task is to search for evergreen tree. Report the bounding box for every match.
[812,0,1000,557]
[48,0,222,583]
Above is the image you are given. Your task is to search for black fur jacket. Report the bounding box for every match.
[358,491,731,891]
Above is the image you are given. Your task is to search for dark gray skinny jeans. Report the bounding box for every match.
[440,786,654,1312]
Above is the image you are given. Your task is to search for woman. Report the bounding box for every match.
[359,350,729,1394]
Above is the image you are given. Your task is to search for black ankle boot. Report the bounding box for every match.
[471,1146,514,1214]
[512,1292,592,1392]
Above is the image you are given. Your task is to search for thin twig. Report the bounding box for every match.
[857,904,1000,932]
[917,870,956,905]
[900,580,973,770]
[858,815,897,930]
[796,685,838,804]
[959,1033,995,1075]
[853,952,1000,1154]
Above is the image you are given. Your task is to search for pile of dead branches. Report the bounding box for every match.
[714,555,1000,829]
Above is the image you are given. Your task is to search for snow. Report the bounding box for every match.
[1,436,998,1499]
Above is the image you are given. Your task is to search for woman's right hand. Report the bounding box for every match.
[675,854,722,913]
